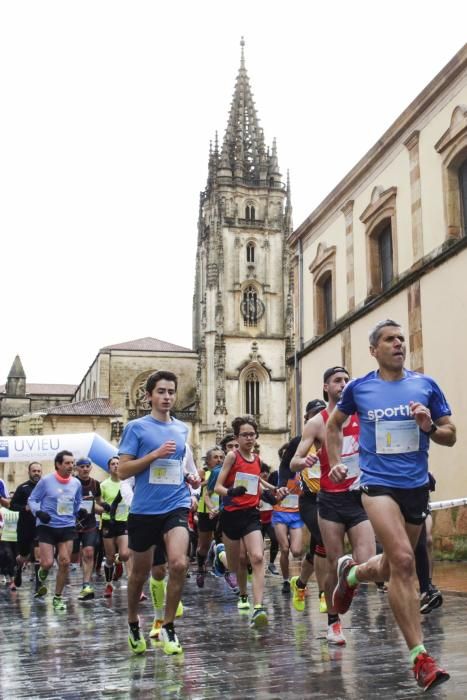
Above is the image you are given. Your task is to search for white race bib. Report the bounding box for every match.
[149,459,182,486]
[210,493,220,509]
[234,471,259,496]
[57,498,73,516]
[375,420,419,454]
[306,461,321,479]
[81,499,94,514]
[3,519,17,534]
[281,493,299,509]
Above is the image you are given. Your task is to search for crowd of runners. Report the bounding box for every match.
[0,318,456,692]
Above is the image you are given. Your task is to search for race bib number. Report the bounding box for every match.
[81,500,94,514]
[375,420,419,454]
[234,472,259,495]
[149,459,182,486]
[116,503,128,518]
[281,493,299,509]
[57,498,73,516]
[3,519,16,534]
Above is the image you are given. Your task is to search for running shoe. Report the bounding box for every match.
[420,587,443,614]
[213,544,227,576]
[52,595,67,612]
[332,555,358,614]
[78,584,95,601]
[326,621,346,645]
[224,571,239,594]
[34,568,48,598]
[250,605,268,628]
[282,579,291,595]
[196,571,205,588]
[176,600,184,617]
[413,653,450,691]
[14,566,22,588]
[113,556,124,581]
[319,592,328,614]
[267,563,279,576]
[128,621,147,655]
[104,583,113,599]
[149,618,163,640]
[160,625,183,655]
[290,576,306,612]
[237,595,250,610]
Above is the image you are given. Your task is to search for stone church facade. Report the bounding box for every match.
[192,40,294,467]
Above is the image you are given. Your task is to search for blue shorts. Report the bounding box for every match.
[271,511,304,529]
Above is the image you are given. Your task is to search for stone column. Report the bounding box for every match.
[408,280,424,372]
[404,130,424,262]
[341,199,355,311]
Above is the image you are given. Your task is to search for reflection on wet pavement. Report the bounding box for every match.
[0,567,466,699]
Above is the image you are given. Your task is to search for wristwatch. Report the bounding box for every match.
[422,421,438,436]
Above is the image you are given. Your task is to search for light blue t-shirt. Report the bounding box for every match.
[28,473,83,528]
[337,369,451,488]
[118,414,191,515]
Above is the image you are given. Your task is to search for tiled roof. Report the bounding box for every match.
[100,336,193,353]
[43,398,122,417]
[0,383,77,396]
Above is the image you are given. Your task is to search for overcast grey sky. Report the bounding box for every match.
[1,1,466,385]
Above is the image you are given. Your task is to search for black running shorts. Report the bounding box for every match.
[37,525,77,546]
[318,490,368,530]
[102,521,128,539]
[361,484,429,525]
[220,507,261,541]
[197,512,219,533]
[127,508,189,553]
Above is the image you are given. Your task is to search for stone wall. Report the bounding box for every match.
[432,505,467,561]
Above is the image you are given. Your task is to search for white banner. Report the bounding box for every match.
[430,498,467,511]
[0,433,116,471]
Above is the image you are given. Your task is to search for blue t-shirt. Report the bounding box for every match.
[28,473,82,528]
[118,414,190,515]
[337,369,451,488]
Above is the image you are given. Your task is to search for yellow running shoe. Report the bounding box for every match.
[290,576,306,612]
[319,591,328,614]
[237,595,250,610]
[250,605,268,628]
[128,621,147,655]
[160,625,183,655]
[176,600,184,617]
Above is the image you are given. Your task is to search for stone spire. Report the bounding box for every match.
[220,37,268,185]
[6,355,26,396]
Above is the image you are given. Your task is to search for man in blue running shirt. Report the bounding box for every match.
[118,370,199,656]
[326,319,456,692]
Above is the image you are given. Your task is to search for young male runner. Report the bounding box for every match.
[119,370,197,656]
[100,456,130,598]
[327,319,456,691]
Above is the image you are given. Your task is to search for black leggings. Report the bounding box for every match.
[0,541,17,577]
[261,523,278,564]
[415,522,430,594]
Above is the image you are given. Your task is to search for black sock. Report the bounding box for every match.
[34,562,40,583]
[162,622,174,632]
[104,564,114,583]
[129,621,140,632]
[197,552,206,571]
[296,578,306,589]
[328,613,339,626]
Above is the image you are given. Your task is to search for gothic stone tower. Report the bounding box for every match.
[193,40,294,466]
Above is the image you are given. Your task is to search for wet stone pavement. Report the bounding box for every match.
[0,566,466,700]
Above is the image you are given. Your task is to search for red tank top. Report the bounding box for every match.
[319,409,360,493]
[223,450,261,511]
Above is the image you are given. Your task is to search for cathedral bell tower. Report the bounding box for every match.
[192,39,294,465]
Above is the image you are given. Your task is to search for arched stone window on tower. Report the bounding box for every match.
[360,186,398,298]
[245,203,256,221]
[245,369,260,418]
[246,241,255,263]
[435,105,467,238]
[241,285,265,327]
